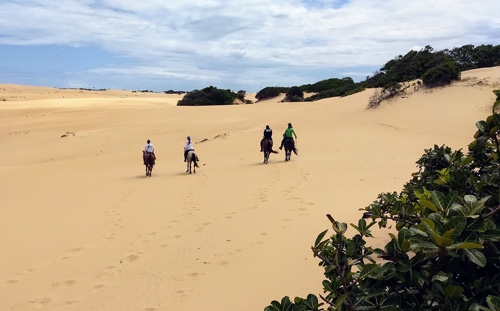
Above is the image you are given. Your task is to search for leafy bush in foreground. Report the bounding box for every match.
[265,91,500,311]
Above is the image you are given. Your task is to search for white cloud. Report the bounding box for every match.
[0,0,499,90]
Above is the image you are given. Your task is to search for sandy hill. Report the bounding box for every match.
[0,66,499,311]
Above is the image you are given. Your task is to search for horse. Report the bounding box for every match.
[186,150,199,174]
[143,151,155,176]
[261,138,278,164]
[284,138,298,161]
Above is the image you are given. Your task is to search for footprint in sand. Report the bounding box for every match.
[126,254,139,262]
[52,280,77,288]
[93,284,106,290]
[96,266,121,279]
[174,289,193,297]
[28,297,52,308]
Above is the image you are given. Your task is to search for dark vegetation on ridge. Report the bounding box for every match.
[264,91,500,310]
[177,44,500,106]
[177,87,252,106]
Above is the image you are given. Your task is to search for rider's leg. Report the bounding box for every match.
[184,150,188,162]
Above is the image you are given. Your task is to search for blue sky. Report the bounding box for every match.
[0,0,499,92]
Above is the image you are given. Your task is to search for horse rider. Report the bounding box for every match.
[260,125,273,152]
[143,139,156,164]
[184,136,194,162]
[279,123,297,150]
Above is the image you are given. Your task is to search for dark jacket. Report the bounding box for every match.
[263,128,273,139]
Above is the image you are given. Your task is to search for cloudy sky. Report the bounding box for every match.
[0,0,499,92]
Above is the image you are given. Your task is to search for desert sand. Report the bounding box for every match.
[1,67,499,311]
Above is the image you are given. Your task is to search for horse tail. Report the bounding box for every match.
[193,153,199,167]
[271,150,278,154]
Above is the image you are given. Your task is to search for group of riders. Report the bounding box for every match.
[142,122,297,166]
[260,122,297,152]
[142,136,198,167]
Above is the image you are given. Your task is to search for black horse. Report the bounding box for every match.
[143,151,155,176]
[261,138,278,164]
[284,138,298,161]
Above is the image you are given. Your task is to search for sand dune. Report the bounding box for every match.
[1,67,499,311]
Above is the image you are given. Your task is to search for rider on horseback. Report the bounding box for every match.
[143,139,156,165]
[184,136,194,162]
[260,125,273,152]
[279,123,297,150]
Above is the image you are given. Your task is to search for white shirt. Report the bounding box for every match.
[185,140,194,151]
[144,143,155,153]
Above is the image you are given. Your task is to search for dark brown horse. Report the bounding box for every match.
[284,138,298,161]
[143,151,155,176]
[186,150,199,174]
[261,138,278,164]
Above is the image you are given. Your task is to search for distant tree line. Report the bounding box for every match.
[177,44,500,106]
[254,44,500,104]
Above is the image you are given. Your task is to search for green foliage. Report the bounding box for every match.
[362,46,461,90]
[302,78,355,93]
[256,87,290,101]
[177,86,245,106]
[422,61,461,87]
[265,91,500,311]
[285,86,304,102]
[252,44,499,105]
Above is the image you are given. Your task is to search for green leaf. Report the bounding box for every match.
[492,114,500,126]
[432,272,449,283]
[359,264,378,279]
[339,222,348,234]
[470,196,491,216]
[486,295,500,310]
[477,120,488,133]
[444,217,466,237]
[314,230,328,247]
[409,240,440,253]
[396,258,411,273]
[464,249,487,267]
[445,285,464,297]
[441,228,456,239]
[419,199,439,213]
[431,191,457,213]
[334,294,346,310]
[460,156,474,166]
[446,242,483,250]
[305,294,319,308]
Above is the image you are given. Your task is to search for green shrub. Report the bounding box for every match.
[265,91,500,311]
[285,86,304,102]
[177,86,244,106]
[256,87,290,101]
[422,61,461,87]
